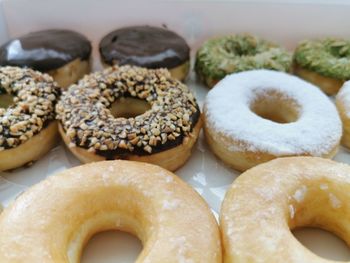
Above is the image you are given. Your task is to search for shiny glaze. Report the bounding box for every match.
[99,26,190,69]
[0,29,91,71]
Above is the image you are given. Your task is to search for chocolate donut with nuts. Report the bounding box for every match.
[56,65,201,171]
[0,66,60,171]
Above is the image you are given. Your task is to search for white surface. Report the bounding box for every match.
[1,0,350,261]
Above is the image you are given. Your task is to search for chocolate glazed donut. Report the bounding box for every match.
[0,29,92,88]
[99,26,190,81]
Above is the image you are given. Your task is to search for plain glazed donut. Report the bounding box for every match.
[56,65,202,171]
[0,66,60,171]
[220,157,350,262]
[0,160,221,262]
[0,29,92,89]
[204,70,342,172]
[336,80,350,148]
[294,38,350,95]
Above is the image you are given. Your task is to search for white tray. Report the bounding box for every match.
[1,0,350,261]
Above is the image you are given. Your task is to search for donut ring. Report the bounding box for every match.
[195,34,292,88]
[56,65,202,171]
[0,66,60,171]
[204,70,342,172]
[0,160,222,262]
[220,157,350,262]
[294,38,350,95]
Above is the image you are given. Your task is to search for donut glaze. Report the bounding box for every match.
[99,26,189,69]
[0,160,222,262]
[221,157,350,263]
[204,70,342,171]
[0,29,91,71]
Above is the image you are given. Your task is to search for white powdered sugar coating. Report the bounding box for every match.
[337,80,350,118]
[204,70,342,155]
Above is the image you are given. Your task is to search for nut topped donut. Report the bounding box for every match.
[204,70,342,172]
[294,38,350,95]
[0,29,92,88]
[99,26,190,81]
[0,66,60,171]
[56,65,201,171]
[195,34,292,88]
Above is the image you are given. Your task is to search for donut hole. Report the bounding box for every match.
[293,227,350,261]
[288,183,350,260]
[82,230,142,262]
[250,90,300,123]
[110,97,151,118]
[0,92,14,109]
[224,40,257,56]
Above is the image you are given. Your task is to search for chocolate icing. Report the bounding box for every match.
[0,29,91,71]
[93,104,201,159]
[99,26,190,69]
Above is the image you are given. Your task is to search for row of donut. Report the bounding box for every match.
[0,156,348,262]
[2,26,349,96]
[2,63,350,174]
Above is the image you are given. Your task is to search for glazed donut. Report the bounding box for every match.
[204,70,342,172]
[0,66,60,171]
[0,29,92,88]
[294,38,350,95]
[336,80,350,148]
[220,157,350,262]
[99,26,190,81]
[195,34,292,88]
[0,160,221,262]
[56,65,201,171]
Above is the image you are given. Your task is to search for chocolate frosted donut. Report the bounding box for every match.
[56,65,202,171]
[99,26,190,81]
[0,29,92,88]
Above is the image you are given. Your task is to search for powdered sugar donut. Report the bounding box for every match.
[204,70,342,171]
[336,81,350,148]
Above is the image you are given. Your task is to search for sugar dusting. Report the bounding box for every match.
[329,193,342,209]
[293,185,307,203]
[162,199,180,210]
[204,70,342,155]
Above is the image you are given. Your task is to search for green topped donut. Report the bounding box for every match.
[195,34,292,88]
[294,38,350,95]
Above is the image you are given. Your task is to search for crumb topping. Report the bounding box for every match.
[195,34,292,83]
[0,66,60,151]
[294,38,350,79]
[56,65,200,156]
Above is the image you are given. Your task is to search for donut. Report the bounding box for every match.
[0,160,222,262]
[220,156,350,262]
[0,29,92,88]
[0,66,60,171]
[56,65,201,171]
[204,70,342,172]
[99,26,190,81]
[195,34,292,88]
[294,38,350,95]
[336,80,350,148]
